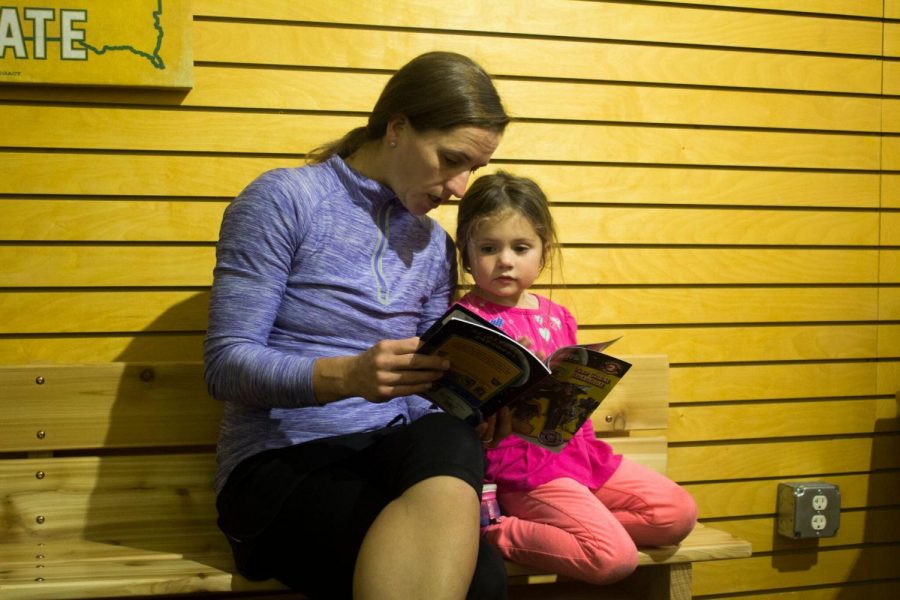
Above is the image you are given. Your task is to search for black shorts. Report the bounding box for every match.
[216,412,507,599]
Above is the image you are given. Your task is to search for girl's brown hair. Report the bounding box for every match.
[307,51,510,163]
[456,171,561,282]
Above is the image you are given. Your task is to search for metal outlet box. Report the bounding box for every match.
[777,481,840,539]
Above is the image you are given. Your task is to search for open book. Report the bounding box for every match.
[417,304,631,451]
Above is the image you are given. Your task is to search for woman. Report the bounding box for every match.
[204,52,512,599]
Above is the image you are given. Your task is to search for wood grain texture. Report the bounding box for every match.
[0,69,886,133]
[685,471,900,519]
[0,323,887,366]
[191,21,882,93]
[670,362,884,402]
[2,201,879,248]
[692,546,900,596]
[192,0,882,55]
[0,245,881,287]
[692,581,900,600]
[669,436,900,482]
[0,106,880,169]
[1,2,894,597]
[1,153,882,208]
[702,508,900,554]
[669,398,899,442]
[886,61,900,95]
[0,287,880,334]
[0,334,206,364]
[0,356,664,451]
[644,0,883,17]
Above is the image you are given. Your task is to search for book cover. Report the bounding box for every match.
[418,304,631,450]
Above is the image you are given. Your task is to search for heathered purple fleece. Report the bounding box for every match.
[204,155,454,493]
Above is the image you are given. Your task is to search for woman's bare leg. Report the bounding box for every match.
[353,475,480,600]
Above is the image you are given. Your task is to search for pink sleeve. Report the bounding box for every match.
[559,304,579,347]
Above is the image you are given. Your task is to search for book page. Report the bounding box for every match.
[511,348,631,451]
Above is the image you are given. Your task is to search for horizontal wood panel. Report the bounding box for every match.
[0,69,886,133]
[0,247,881,288]
[0,200,226,242]
[3,200,880,248]
[0,363,217,452]
[725,508,900,552]
[883,214,900,245]
[0,323,886,366]
[0,245,870,287]
[0,357,665,451]
[0,105,361,156]
[886,23,900,57]
[1,107,881,169]
[889,0,900,18]
[192,0,884,55]
[686,472,900,519]
[566,287,879,325]
[0,334,206,364]
[879,288,900,319]
[449,206,880,246]
[692,546,900,595]
[669,398,898,442]
[0,454,215,496]
[0,152,295,198]
[884,174,900,208]
[885,97,900,133]
[582,324,881,363]
[879,324,900,356]
[671,363,883,402]
[497,79,885,132]
[0,287,880,335]
[881,250,900,283]
[1,152,881,208]
[650,1,883,18]
[0,291,210,335]
[0,245,880,287]
[192,21,883,94]
[877,361,900,396]
[500,123,880,169]
[669,435,900,482]
[700,581,900,600]
[493,165,881,208]
[884,137,900,171]
[0,246,217,287]
[555,248,880,285]
[886,61,900,96]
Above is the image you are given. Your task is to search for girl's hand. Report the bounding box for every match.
[313,337,449,404]
[476,406,512,448]
[517,336,546,361]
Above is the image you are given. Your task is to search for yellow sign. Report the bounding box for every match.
[0,0,191,88]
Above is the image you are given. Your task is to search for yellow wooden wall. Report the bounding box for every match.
[1,0,897,597]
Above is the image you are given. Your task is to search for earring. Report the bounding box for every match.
[389,140,397,148]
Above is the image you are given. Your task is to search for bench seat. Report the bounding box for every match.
[0,359,750,599]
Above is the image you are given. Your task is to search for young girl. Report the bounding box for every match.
[455,171,698,585]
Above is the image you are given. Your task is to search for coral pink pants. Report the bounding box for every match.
[482,458,697,585]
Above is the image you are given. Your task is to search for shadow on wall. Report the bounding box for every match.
[81,291,238,572]
[768,405,900,598]
[835,411,900,599]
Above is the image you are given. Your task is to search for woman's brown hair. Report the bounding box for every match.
[307,51,510,163]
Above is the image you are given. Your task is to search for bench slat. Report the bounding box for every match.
[0,356,667,453]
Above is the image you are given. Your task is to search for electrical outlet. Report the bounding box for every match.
[776,482,840,539]
[810,514,827,531]
[811,494,828,511]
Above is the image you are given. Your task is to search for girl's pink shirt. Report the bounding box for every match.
[456,292,622,492]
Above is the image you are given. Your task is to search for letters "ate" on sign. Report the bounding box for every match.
[0,7,88,60]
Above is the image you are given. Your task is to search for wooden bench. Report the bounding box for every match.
[0,357,750,599]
